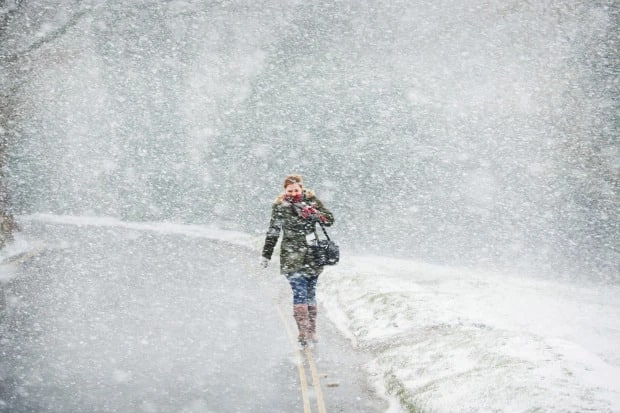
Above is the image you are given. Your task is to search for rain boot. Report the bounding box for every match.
[308,305,318,343]
[293,304,309,346]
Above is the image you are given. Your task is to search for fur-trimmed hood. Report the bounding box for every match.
[275,189,316,205]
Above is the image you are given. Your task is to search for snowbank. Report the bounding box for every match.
[319,255,620,412]
[0,234,47,283]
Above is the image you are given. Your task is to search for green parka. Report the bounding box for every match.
[262,189,334,276]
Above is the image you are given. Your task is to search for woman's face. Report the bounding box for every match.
[285,183,303,199]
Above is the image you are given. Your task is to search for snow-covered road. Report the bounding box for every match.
[0,216,385,413]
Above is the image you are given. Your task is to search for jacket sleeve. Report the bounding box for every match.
[313,197,334,227]
[262,204,282,259]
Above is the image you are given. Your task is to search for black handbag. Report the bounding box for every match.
[308,222,339,266]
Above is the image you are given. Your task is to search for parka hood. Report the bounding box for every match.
[275,189,316,205]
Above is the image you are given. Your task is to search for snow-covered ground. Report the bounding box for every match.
[5,214,620,413]
[320,256,620,413]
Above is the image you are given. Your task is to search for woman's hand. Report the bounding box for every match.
[300,205,327,223]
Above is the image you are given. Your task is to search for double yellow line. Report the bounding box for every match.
[274,303,327,413]
[247,257,327,413]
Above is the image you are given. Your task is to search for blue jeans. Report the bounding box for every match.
[286,271,319,305]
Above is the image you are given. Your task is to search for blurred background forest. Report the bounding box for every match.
[1,0,618,280]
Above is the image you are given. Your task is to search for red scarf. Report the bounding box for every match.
[285,194,303,203]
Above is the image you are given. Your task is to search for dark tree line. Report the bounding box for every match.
[0,0,88,248]
[0,0,20,248]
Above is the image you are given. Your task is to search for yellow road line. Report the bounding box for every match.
[304,348,327,413]
[274,302,313,413]
[249,264,327,413]
[296,348,313,413]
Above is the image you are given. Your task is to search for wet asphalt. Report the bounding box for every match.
[0,220,387,413]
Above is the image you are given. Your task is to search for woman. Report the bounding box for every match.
[260,174,334,346]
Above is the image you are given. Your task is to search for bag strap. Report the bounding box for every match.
[313,221,331,242]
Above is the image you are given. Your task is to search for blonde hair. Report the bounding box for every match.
[283,174,303,189]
